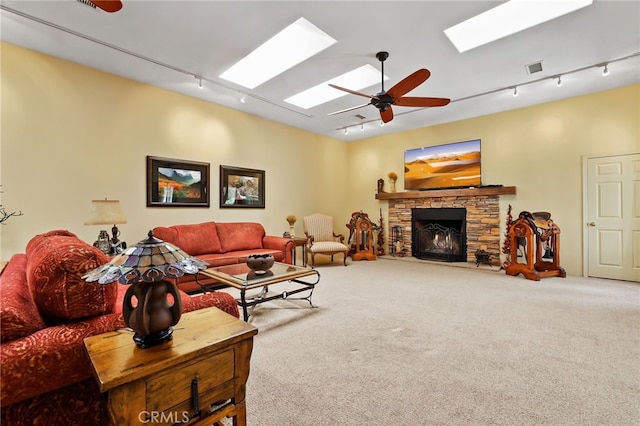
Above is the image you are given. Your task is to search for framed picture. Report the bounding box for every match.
[220,165,265,208]
[146,156,210,207]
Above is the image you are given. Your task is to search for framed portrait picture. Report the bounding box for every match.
[146,156,210,207]
[220,165,265,208]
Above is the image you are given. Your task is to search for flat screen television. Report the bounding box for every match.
[404,139,481,190]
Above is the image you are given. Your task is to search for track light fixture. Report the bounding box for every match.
[334,52,638,135]
[240,93,246,103]
[360,123,364,131]
[197,77,203,89]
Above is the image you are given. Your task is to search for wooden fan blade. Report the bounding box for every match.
[380,107,394,123]
[395,97,451,107]
[91,0,123,12]
[387,69,431,99]
[329,84,377,100]
[328,103,371,116]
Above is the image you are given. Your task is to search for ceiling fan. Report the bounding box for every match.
[79,0,123,13]
[328,51,450,124]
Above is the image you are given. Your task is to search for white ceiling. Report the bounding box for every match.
[1,0,639,142]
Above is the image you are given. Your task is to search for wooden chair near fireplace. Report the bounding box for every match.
[303,213,349,266]
[505,211,566,281]
[345,211,376,261]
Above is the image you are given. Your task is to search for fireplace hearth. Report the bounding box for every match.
[412,208,466,262]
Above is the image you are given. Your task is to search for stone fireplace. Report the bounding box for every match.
[412,208,466,262]
[376,186,516,263]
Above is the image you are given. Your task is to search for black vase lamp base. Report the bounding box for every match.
[132,327,174,349]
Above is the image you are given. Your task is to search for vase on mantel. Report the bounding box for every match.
[388,172,398,193]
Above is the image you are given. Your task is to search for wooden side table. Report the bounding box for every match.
[84,306,258,425]
[291,236,308,266]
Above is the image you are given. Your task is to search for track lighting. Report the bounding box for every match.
[512,87,518,97]
[380,120,385,127]
[602,64,609,76]
[197,77,203,89]
[344,127,348,135]
[240,94,246,103]
[360,123,364,131]
[556,76,562,87]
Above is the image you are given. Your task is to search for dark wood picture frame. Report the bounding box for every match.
[146,156,210,207]
[220,165,265,208]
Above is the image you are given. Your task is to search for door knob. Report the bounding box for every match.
[588,222,596,227]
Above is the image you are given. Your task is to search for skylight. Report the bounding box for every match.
[219,17,336,89]
[285,65,387,109]
[444,0,593,53]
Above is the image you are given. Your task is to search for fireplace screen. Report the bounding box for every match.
[412,208,466,262]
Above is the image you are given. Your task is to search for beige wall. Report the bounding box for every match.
[346,85,640,275]
[2,42,639,276]
[0,43,348,258]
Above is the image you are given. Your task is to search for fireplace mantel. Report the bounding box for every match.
[375,186,516,200]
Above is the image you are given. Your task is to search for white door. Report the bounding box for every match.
[584,153,640,282]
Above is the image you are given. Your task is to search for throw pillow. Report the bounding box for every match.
[25,230,117,322]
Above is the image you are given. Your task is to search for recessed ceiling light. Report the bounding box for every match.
[285,65,387,109]
[444,0,593,53]
[219,17,336,89]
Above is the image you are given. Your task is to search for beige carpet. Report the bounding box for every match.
[235,258,639,426]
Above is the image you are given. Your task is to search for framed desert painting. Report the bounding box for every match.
[220,165,265,208]
[146,156,210,207]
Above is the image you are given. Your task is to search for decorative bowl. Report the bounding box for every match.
[246,254,275,274]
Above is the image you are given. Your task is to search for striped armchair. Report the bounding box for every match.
[303,213,349,266]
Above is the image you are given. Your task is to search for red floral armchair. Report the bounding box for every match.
[0,230,239,425]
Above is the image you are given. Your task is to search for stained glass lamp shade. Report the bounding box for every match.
[83,230,208,348]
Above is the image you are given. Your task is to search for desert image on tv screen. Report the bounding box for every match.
[404,140,481,190]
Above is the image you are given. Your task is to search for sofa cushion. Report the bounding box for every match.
[216,222,265,253]
[25,230,117,322]
[154,222,222,256]
[0,254,46,343]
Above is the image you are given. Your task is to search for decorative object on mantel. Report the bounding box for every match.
[246,253,275,274]
[501,204,514,269]
[84,198,127,255]
[83,230,208,348]
[377,208,386,256]
[377,178,385,194]
[388,171,398,193]
[286,214,297,237]
[504,211,566,281]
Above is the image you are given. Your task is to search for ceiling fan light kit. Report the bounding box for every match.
[328,51,451,125]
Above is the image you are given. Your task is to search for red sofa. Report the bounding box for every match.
[153,221,295,293]
[0,230,239,426]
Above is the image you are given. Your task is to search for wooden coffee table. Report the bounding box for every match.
[198,262,320,321]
